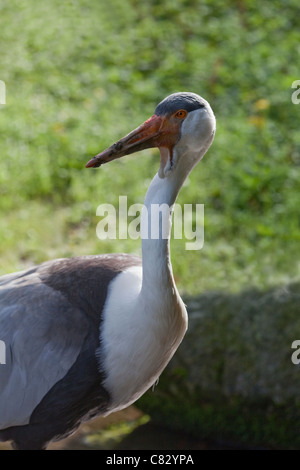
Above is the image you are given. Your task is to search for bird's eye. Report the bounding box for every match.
[174,110,187,119]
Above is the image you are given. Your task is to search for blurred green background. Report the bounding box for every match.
[0,0,299,296]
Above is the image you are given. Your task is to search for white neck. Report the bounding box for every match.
[140,170,185,301]
[99,171,188,413]
[99,169,189,413]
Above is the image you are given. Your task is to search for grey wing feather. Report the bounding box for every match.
[0,265,88,429]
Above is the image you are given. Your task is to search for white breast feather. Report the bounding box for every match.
[97,266,187,413]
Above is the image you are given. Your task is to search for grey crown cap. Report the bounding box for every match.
[155,92,205,116]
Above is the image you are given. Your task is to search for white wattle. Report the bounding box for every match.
[98,173,188,413]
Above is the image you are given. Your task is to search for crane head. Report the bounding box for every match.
[86,92,215,178]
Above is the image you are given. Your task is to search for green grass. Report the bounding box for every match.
[0,0,299,294]
[84,414,150,449]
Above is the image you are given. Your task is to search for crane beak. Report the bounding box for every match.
[86,115,165,168]
[86,114,181,169]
